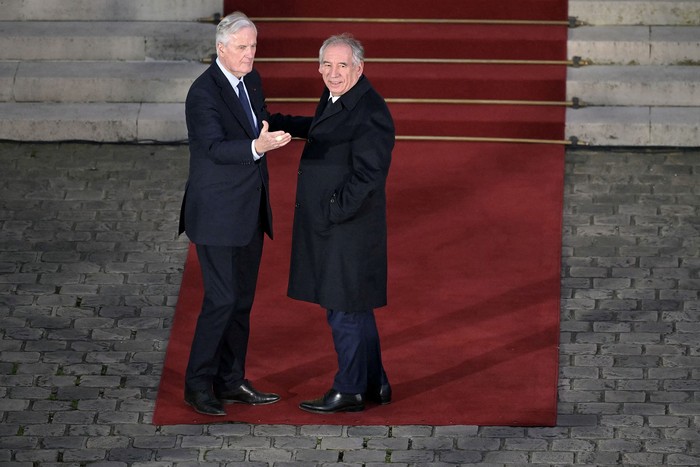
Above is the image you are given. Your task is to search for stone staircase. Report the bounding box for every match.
[567,0,700,146]
[0,0,217,143]
[0,0,697,146]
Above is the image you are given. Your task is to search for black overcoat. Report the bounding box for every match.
[287,75,395,312]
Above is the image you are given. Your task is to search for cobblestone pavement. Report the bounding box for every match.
[0,142,699,466]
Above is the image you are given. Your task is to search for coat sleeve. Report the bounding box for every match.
[328,98,395,224]
[268,113,313,139]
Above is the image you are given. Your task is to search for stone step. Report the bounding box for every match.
[570,0,700,26]
[0,103,697,147]
[566,106,699,146]
[569,26,700,65]
[5,61,206,103]
[0,0,222,21]
[567,66,700,106]
[0,21,215,61]
[3,61,697,108]
[0,103,186,143]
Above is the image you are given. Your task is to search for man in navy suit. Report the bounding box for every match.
[289,34,395,414]
[178,11,311,416]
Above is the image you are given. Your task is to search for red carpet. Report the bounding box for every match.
[255,22,568,61]
[257,62,568,102]
[154,0,567,425]
[153,141,563,426]
[225,0,567,21]
[269,102,567,141]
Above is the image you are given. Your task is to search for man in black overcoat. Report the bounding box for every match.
[288,34,395,413]
[179,12,311,416]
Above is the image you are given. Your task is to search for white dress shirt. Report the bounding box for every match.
[216,58,263,160]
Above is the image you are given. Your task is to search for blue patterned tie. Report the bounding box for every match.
[236,81,258,136]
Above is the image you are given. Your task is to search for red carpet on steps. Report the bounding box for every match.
[255,22,568,61]
[256,62,568,102]
[153,0,568,426]
[153,141,564,426]
[270,102,567,141]
[224,0,567,21]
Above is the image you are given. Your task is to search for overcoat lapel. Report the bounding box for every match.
[310,90,334,131]
[310,76,371,132]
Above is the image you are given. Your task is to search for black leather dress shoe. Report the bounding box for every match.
[184,388,225,416]
[215,380,280,405]
[366,383,392,405]
[299,389,364,414]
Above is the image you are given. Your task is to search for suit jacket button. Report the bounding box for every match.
[295,202,300,208]
[298,170,302,175]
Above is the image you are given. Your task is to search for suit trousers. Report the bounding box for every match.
[326,308,389,394]
[185,229,264,391]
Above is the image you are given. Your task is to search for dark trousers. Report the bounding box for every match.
[185,229,264,391]
[326,308,389,394]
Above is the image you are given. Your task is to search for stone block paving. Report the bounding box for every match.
[0,142,699,466]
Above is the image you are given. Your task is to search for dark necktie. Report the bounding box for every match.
[322,97,336,116]
[236,81,258,136]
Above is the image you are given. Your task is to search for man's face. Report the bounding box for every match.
[218,26,257,78]
[319,43,363,97]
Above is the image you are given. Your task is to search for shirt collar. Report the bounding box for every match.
[216,57,243,92]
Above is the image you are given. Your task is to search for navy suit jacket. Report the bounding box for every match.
[179,63,310,247]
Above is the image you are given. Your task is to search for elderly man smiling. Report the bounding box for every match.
[287,34,396,414]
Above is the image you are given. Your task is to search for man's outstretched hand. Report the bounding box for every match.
[254,120,292,155]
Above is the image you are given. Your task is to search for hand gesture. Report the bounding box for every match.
[254,120,292,154]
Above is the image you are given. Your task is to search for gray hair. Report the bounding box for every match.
[216,11,257,46]
[319,33,365,66]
